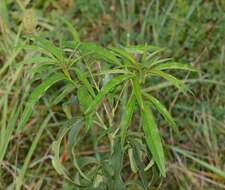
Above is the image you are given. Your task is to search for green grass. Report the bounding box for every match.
[0,0,225,189]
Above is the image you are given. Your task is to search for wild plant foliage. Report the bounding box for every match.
[17,29,196,189]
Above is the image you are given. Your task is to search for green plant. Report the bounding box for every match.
[15,27,196,189]
[1,0,225,189]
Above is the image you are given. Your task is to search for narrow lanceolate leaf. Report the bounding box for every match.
[74,68,95,97]
[78,86,94,129]
[132,143,149,188]
[120,94,135,146]
[132,78,144,109]
[125,44,161,54]
[85,75,130,114]
[17,74,66,132]
[150,69,184,90]
[110,138,126,190]
[52,127,71,181]
[143,93,178,134]
[128,148,138,173]
[52,84,75,105]
[110,47,138,67]
[78,86,93,112]
[60,16,80,43]
[80,42,120,65]
[172,147,225,179]
[142,103,166,177]
[153,62,197,72]
[34,37,64,62]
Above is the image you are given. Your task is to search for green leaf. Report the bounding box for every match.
[17,74,66,132]
[80,42,120,65]
[143,93,179,134]
[34,37,64,62]
[131,142,149,189]
[153,62,197,72]
[74,68,95,97]
[142,103,166,177]
[110,47,138,67]
[78,86,93,111]
[52,84,75,105]
[125,44,161,54]
[120,93,135,146]
[60,16,80,43]
[85,75,130,114]
[132,78,144,109]
[78,86,94,129]
[23,56,54,65]
[110,138,125,190]
[150,69,184,90]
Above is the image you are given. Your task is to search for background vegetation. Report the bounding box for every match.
[0,0,225,189]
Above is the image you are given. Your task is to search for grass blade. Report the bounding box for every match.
[172,146,225,179]
[15,116,51,190]
[60,16,80,43]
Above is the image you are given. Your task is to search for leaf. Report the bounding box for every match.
[52,127,71,180]
[85,75,130,114]
[74,68,95,97]
[17,74,66,132]
[132,78,144,109]
[131,142,149,189]
[128,148,138,173]
[125,44,161,54]
[78,86,93,111]
[110,47,138,67]
[143,93,179,134]
[153,62,197,72]
[60,16,80,43]
[80,42,120,65]
[142,103,166,177]
[78,86,94,129]
[110,138,126,190]
[23,56,54,65]
[120,93,135,146]
[172,147,225,179]
[150,69,185,90]
[68,120,83,157]
[52,84,75,105]
[34,37,64,62]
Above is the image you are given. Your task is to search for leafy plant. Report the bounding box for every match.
[17,29,196,189]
